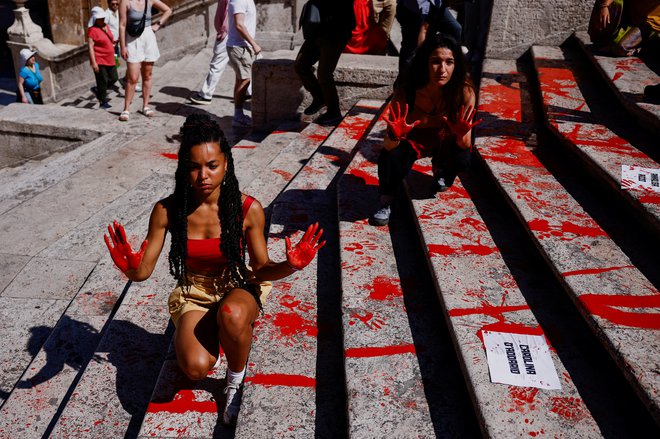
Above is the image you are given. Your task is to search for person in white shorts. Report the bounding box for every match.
[227,0,260,127]
[190,0,230,105]
[119,0,171,121]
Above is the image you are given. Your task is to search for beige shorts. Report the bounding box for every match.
[168,269,271,327]
[228,45,255,80]
[126,26,160,63]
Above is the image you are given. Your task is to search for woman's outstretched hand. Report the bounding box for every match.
[285,222,326,271]
[104,220,147,272]
[384,102,420,140]
[442,105,483,138]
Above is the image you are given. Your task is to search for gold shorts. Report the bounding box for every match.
[167,269,271,327]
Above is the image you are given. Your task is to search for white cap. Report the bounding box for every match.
[19,48,37,66]
[88,6,108,27]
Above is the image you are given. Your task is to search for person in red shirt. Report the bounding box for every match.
[88,6,119,109]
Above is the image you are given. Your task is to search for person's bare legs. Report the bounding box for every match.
[123,62,141,112]
[141,62,154,110]
[216,288,259,372]
[174,310,219,380]
[234,78,250,114]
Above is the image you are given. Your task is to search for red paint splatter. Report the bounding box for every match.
[233,144,256,149]
[527,218,607,240]
[345,344,416,357]
[479,139,545,169]
[273,312,317,337]
[612,71,623,82]
[579,293,660,329]
[428,243,499,256]
[479,82,523,121]
[639,193,660,204]
[147,390,216,413]
[561,265,634,277]
[222,305,231,314]
[341,117,371,141]
[306,132,328,143]
[160,152,178,160]
[246,373,315,388]
[350,310,386,329]
[449,304,531,318]
[273,169,293,180]
[505,386,539,413]
[550,396,588,421]
[367,275,402,301]
[349,168,379,186]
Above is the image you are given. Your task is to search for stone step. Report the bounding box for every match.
[531,45,660,236]
[477,58,660,425]
[235,100,384,437]
[137,101,380,438]
[0,174,172,438]
[337,116,438,436]
[573,31,660,133]
[405,163,602,437]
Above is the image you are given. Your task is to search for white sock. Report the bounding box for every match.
[227,367,245,384]
[234,108,244,118]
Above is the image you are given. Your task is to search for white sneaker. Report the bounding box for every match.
[135,83,142,93]
[232,113,252,128]
[222,381,243,426]
[436,177,451,192]
[372,205,391,226]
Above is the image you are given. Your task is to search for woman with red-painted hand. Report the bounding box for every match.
[372,32,480,226]
[104,114,325,426]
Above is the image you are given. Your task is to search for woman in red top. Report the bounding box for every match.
[88,6,119,109]
[104,114,325,425]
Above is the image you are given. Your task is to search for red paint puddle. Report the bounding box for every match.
[349,168,379,186]
[550,396,588,421]
[147,390,216,413]
[428,243,499,256]
[340,117,371,141]
[527,218,607,240]
[479,82,523,121]
[561,265,634,277]
[246,373,315,388]
[160,152,178,160]
[579,293,660,329]
[273,312,317,337]
[367,275,402,301]
[345,344,416,357]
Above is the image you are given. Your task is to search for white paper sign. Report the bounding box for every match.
[482,331,561,390]
[621,165,660,193]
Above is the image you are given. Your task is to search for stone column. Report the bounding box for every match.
[7,0,44,78]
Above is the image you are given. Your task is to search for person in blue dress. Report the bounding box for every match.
[17,48,43,104]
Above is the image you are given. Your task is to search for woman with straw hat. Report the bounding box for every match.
[17,48,43,104]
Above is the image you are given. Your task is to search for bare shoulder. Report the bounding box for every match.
[151,195,173,228]
[463,82,476,105]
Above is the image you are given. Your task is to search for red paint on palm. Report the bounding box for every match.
[345,344,417,357]
[285,222,326,270]
[147,389,217,413]
[383,102,420,139]
[442,105,483,138]
[579,293,660,329]
[246,373,316,388]
[367,275,402,301]
[104,221,147,272]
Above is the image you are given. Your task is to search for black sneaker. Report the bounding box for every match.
[304,99,325,115]
[100,101,112,109]
[190,92,212,105]
[316,111,342,126]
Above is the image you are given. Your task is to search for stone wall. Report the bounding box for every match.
[485,0,593,59]
[251,50,397,130]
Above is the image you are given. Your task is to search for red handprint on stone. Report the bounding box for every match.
[104,220,147,273]
[384,102,420,140]
[442,105,483,138]
[285,222,326,271]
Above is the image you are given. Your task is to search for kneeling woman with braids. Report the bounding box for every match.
[103,114,325,425]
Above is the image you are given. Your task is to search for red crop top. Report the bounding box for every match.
[186,196,255,273]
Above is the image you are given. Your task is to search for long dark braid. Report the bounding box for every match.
[168,114,251,297]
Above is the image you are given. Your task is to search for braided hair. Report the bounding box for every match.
[168,114,250,295]
[407,32,473,123]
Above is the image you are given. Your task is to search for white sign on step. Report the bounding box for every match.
[482,331,561,390]
[621,165,660,192]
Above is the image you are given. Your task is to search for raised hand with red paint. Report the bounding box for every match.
[104,220,147,273]
[442,105,482,139]
[285,222,326,270]
[384,102,420,140]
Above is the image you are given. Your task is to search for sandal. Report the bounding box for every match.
[140,107,155,117]
[119,110,130,122]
